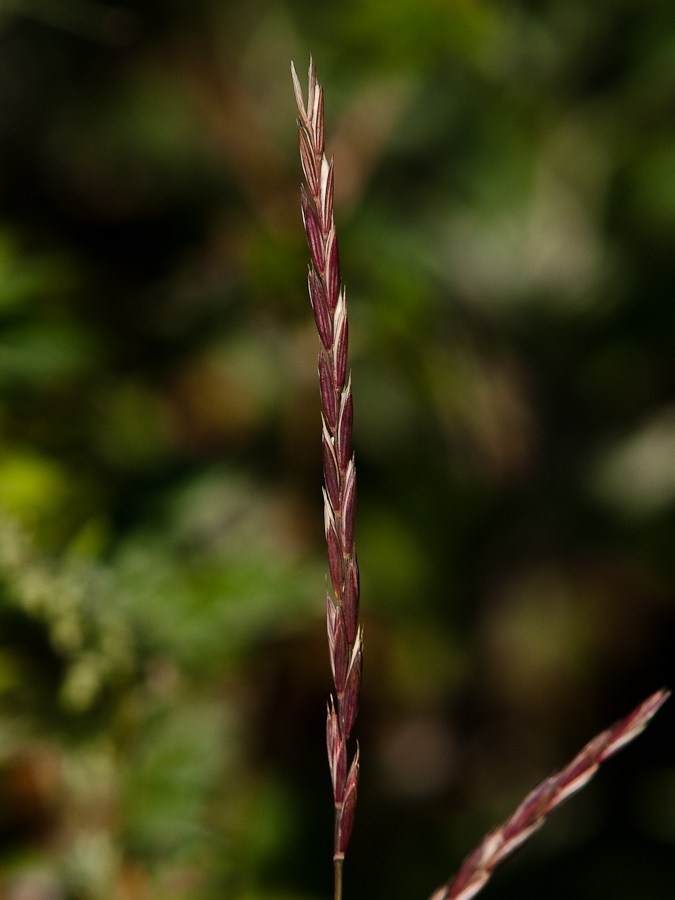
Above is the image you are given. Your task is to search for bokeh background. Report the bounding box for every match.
[0,1,673,898]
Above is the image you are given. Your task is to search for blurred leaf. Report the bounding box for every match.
[122,702,226,859]
[0,452,70,527]
[0,325,95,382]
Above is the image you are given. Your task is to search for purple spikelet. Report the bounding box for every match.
[292,56,362,883]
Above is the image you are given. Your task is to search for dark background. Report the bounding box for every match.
[0,1,672,898]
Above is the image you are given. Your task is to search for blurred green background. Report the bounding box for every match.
[0,1,672,898]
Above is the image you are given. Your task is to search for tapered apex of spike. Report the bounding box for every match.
[291,57,323,149]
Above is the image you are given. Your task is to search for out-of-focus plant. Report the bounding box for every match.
[0,3,672,900]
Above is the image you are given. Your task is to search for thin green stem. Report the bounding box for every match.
[334,858,343,900]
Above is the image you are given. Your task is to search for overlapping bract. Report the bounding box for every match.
[430,689,670,900]
[292,57,362,864]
